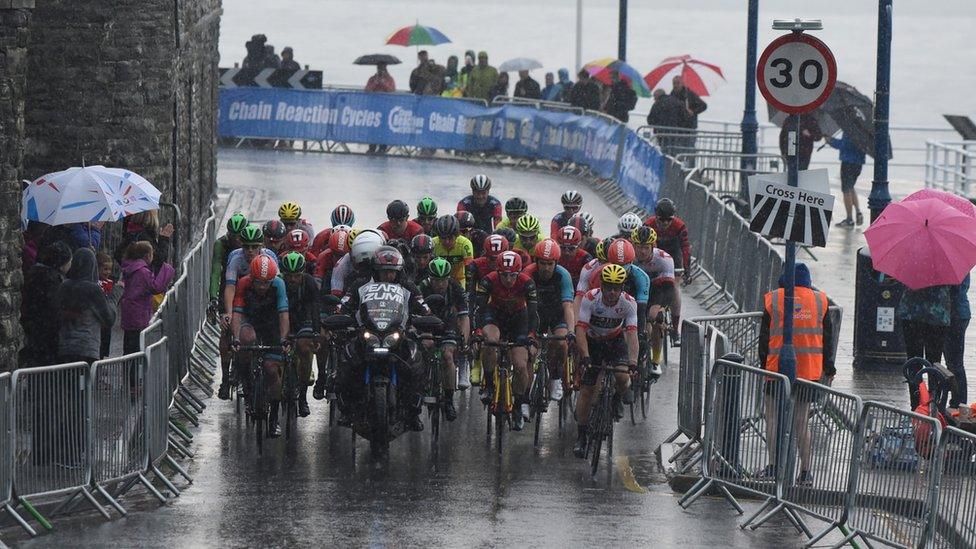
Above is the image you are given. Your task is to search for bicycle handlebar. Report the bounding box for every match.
[237,345,285,352]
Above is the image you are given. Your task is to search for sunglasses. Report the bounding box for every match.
[659,217,674,223]
[500,272,518,279]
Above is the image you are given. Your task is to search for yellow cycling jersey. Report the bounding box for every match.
[433,235,474,288]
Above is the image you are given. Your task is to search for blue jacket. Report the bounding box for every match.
[952,274,971,322]
[826,134,866,166]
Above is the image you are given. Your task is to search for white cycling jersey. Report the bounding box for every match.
[575,258,604,296]
[330,253,353,296]
[577,288,638,340]
[636,248,675,285]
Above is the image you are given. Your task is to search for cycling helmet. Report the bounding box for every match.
[617,212,643,235]
[263,220,287,241]
[331,204,355,227]
[456,211,476,231]
[496,250,522,273]
[556,225,582,247]
[329,229,350,254]
[288,229,310,252]
[600,263,628,285]
[333,224,352,233]
[428,257,453,279]
[515,213,541,236]
[373,246,405,272]
[250,255,278,282]
[495,227,517,245]
[410,234,434,255]
[278,201,302,222]
[606,239,636,266]
[386,200,409,221]
[470,174,491,191]
[227,212,248,234]
[350,229,385,266]
[533,239,561,261]
[347,228,361,245]
[434,214,460,238]
[281,251,306,274]
[483,234,509,256]
[655,198,676,218]
[561,190,583,207]
[595,237,614,262]
[240,223,264,245]
[505,196,528,215]
[578,211,595,236]
[631,226,658,246]
[417,196,438,217]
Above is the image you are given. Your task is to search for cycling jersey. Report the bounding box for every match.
[284,272,320,332]
[644,215,691,269]
[313,249,343,288]
[377,220,425,242]
[577,288,638,340]
[330,254,367,297]
[310,228,332,256]
[456,195,503,232]
[418,277,469,318]
[433,235,474,288]
[523,263,574,307]
[475,271,538,335]
[209,234,240,304]
[224,248,279,287]
[583,262,651,304]
[576,258,604,297]
[582,236,599,258]
[550,211,577,237]
[233,275,289,341]
[465,256,494,292]
[284,219,315,242]
[559,248,592,287]
[636,248,676,286]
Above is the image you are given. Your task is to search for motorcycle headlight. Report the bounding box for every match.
[362,331,381,349]
[382,332,401,348]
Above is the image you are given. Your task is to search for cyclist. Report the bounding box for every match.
[466,228,488,259]
[556,225,592,287]
[456,174,502,232]
[309,203,355,256]
[578,239,649,349]
[550,190,583,237]
[210,213,247,397]
[263,220,288,255]
[496,197,528,231]
[644,198,691,283]
[466,233,508,292]
[413,196,438,234]
[418,257,470,419]
[574,237,612,311]
[280,252,318,417]
[632,226,682,360]
[615,212,643,239]
[331,204,356,228]
[284,229,317,274]
[218,224,279,400]
[572,263,639,458]
[378,200,425,241]
[408,234,435,284]
[513,213,545,253]
[473,250,538,431]
[231,255,292,437]
[578,211,599,257]
[278,201,314,241]
[312,229,350,401]
[523,239,574,401]
[432,215,474,289]
[329,229,385,298]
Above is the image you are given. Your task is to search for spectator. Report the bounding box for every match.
[568,69,601,111]
[458,50,476,92]
[541,72,556,99]
[121,241,175,355]
[365,63,396,155]
[542,68,572,102]
[280,47,300,71]
[56,248,118,365]
[65,221,104,251]
[488,72,509,100]
[441,77,463,98]
[422,59,446,96]
[96,252,121,358]
[242,34,268,69]
[670,75,707,129]
[758,262,834,485]
[410,50,431,94]
[647,88,690,156]
[19,241,72,368]
[513,70,541,99]
[604,70,637,123]
[465,51,499,101]
[826,132,866,227]
[263,45,281,69]
[946,275,970,408]
[114,210,174,276]
[444,55,459,88]
[778,115,822,171]
[22,221,48,273]
[899,284,951,409]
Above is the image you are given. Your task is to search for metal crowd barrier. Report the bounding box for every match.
[661,321,707,472]
[932,427,976,549]
[637,125,743,160]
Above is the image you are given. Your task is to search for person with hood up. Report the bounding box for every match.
[56,248,118,364]
[458,50,476,93]
[465,51,499,101]
[488,72,509,100]
[20,241,72,367]
[513,70,541,99]
[542,68,573,102]
[120,241,176,354]
[444,55,459,87]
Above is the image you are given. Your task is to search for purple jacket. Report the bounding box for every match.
[120,258,175,330]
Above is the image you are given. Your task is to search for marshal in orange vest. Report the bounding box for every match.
[763,286,829,381]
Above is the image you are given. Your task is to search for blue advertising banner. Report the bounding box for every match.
[219,87,664,207]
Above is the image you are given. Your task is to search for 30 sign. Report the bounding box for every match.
[757,33,837,114]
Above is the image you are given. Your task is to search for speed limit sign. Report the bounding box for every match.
[757,33,836,114]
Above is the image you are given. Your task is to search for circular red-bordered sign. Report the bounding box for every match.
[757,33,837,114]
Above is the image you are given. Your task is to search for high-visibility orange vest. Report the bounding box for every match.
[763,286,828,381]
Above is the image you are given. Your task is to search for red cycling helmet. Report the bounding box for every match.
[533,239,561,261]
[329,229,350,255]
[250,255,278,282]
[556,225,582,247]
[288,229,309,252]
[496,250,523,273]
[483,234,510,258]
[606,239,636,266]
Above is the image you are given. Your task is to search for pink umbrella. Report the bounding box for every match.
[643,54,725,97]
[864,198,976,289]
[902,188,976,218]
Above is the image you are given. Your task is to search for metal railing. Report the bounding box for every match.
[925,139,976,198]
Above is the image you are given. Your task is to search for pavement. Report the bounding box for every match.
[2,149,915,548]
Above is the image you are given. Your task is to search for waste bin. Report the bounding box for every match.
[853,246,907,368]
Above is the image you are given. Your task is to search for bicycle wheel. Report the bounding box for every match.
[496,371,507,455]
[253,368,266,455]
[430,405,440,454]
[662,334,669,366]
[369,383,390,461]
[285,399,297,440]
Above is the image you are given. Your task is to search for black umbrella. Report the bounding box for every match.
[354,54,402,66]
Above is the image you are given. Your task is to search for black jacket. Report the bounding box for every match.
[514,77,541,99]
[605,81,637,123]
[670,88,707,128]
[568,80,601,111]
[647,94,689,128]
[20,263,65,365]
[56,248,117,360]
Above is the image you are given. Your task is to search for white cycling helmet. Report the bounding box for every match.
[350,229,386,266]
[561,190,583,206]
[617,212,643,235]
[578,211,595,235]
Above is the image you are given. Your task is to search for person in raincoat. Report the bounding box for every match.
[444,55,459,88]
[513,70,540,99]
[488,72,509,100]
[465,51,499,101]
[458,50,476,94]
[441,77,463,98]
[121,241,176,354]
[542,68,572,102]
[568,69,601,111]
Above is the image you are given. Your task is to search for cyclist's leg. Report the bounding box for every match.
[481,323,501,381]
[441,341,459,421]
[218,329,233,399]
[647,303,664,363]
[666,282,682,331]
[296,337,315,416]
[238,324,258,400]
[313,329,330,399]
[263,354,284,436]
[573,338,603,456]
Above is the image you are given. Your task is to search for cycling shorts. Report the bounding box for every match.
[582,336,629,386]
[538,309,568,333]
[650,283,678,308]
[483,308,528,342]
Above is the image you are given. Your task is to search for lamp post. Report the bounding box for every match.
[869,0,893,221]
[741,0,759,177]
[618,0,627,61]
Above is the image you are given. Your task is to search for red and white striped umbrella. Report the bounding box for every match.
[643,54,725,97]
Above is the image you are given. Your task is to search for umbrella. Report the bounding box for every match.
[583,58,651,98]
[903,188,976,218]
[22,165,162,225]
[385,24,451,47]
[643,54,725,97]
[498,58,543,73]
[354,54,401,66]
[863,198,976,289]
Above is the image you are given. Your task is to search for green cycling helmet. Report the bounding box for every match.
[240,223,264,245]
[428,257,452,279]
[515,213,541,235]
[281,251,306,274]
[227,212,248,234]
[417,196,438,217]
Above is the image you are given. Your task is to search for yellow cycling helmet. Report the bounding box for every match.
[594,237,614,262]
[515,213,541,235]
[278,201,302,221]
[347,228,362,247]
[630,226,657,246]
[600,263,628,285]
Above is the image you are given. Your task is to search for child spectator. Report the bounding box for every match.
[120,241,175,354]
[97,252,122,357]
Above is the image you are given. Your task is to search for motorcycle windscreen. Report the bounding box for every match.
[358,282,408,332]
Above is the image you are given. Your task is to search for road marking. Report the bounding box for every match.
[615,455,647,494]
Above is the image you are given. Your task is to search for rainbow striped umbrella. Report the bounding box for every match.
[385,23,451,47]
[583,58,651,98]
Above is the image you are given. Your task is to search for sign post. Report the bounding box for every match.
[756,19,836,382]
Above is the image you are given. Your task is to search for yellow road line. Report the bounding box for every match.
[615,455,647,494]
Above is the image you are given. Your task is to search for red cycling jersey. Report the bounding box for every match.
[476,271,537,313]
[310,228,332,256]
[643,215,691,268]
[314,249,343,283]
[377,220,425,241]
[558,248,592,286]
